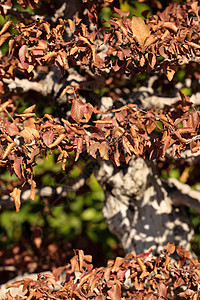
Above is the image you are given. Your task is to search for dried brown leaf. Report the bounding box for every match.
[78,249,85,272]
[162,134,172,157]
[107,282,121,300]
[30,179,36,200]
[0,32,11,47]
[61,85,78,96]
[140,55,145,67]
[25,288,36,300]
[0,19,12,35]
[132,15,150,46]
[19,45,29,69]
[157,282,167,298]
[162,62,176,81]
[10,187,21,212]
[112,257,125,273]
[71,98,87,123]
[174,276,185,288]
[115,110,127,123]
[22,278,34,292]
[113,143,120,167]
[70,46,79,55]
[5,122,19,136]
[41,51,57,61]
[68,19,74,33]
[20,127,39,143]
[146,52,157,69]
[114,7,130,18]
[75,137,83,161]
[89,142,99,159]
[98,141,110,160]
[137,257,146,271]
[165,242,175,255]
[13,156,23,179]
[22,106,36,116]
[48,133,66,148]
[2,142,15,160]
[115,30,123,44]
[161,22,178,33]
[186,41,200,49]
[43,130,54,146]
[143,35,157,50]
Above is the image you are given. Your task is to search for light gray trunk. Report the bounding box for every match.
[96,157,196,255]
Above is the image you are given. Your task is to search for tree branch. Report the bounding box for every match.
[97,157,197,254]
[167,178,200,214]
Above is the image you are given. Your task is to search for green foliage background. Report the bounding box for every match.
[0,150,119,261]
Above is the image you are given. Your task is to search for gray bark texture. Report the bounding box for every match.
[96,157,198,255]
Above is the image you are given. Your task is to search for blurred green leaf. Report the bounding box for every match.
[120,0,152,19]
[181,87,192,96]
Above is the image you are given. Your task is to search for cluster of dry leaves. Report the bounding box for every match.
[0,0,200,211]
[0,1,200,80]
[0,88,200,211]
[5,243,200,299]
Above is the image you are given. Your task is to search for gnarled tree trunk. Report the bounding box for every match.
[96,157,199,255]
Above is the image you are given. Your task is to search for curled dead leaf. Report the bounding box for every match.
[10,187,21,212]
[161,22,178,33]
[22,105,36,114]
[28,178,37,201]
[2,142,15,160]
[48,133,66,148]
[165,242,176,255]
[0,19,12,35]
[0,32,11,47]
[19,45,29,69]
[162,61,176,81]
[20,127,39,143]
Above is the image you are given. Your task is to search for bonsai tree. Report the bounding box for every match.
[0,0,200,259]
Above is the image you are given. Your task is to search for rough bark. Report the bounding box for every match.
[96,157,198,255]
